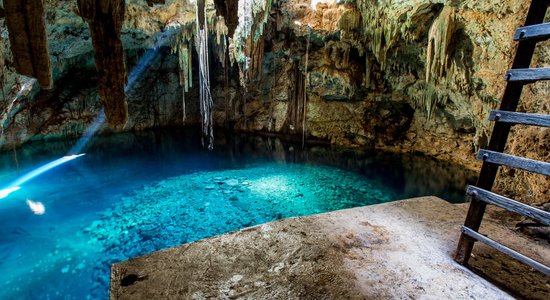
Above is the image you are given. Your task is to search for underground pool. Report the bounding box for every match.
[0,129,476,299]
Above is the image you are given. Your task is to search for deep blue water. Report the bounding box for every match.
[0,129,476,299]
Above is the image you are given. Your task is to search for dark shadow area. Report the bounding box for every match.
[468,243,549,300]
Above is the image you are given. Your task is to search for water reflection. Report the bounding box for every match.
[0,128,475,204]
[0,128,477,299]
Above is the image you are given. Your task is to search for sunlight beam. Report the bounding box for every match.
[0,154,85,199]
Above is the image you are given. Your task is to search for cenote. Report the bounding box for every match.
[0,129,475,299]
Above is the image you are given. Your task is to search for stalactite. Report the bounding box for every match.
[77,0,128,128]
[231,0,274,89]
[172,27,194,92]
[0,34,6,101]
[224,49,232,125]
[283,61,307,136]
[4,0,52,89]
[425,6,456,84]
[361,6,399,70]
[324,41,352,70]
[248,33,265,82]
[212,0,239,36]
[421,82,439,120]
[360,3,461,120]
[418,6,456,119]
[179,44,190,124]
[169,24,194,125]
[338,7,361,32]
[196,0,214,150]
[359,1,443,86]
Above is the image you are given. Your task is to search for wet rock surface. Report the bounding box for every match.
[111,197,549,299]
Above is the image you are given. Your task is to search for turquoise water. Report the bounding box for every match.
[0,130,475,299]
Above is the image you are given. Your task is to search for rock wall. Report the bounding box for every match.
[241,0,544,169]
[227,0,549,204]
[0,0,547,204]
[0,0,195,147]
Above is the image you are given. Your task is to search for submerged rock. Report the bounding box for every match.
[224,179,239,186]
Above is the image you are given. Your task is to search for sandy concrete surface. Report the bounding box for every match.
[111,197,549,299]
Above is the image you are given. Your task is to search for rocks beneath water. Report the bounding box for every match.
[81,162,397,296]
[224,179,239,186]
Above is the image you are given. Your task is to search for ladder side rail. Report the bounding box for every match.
[455,0,549,265]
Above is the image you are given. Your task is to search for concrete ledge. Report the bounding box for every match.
[111,197,547,299]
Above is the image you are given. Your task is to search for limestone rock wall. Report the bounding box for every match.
[218,0,548,204]
[0,0,547,204]
[0,0,196,148]
[244,0,543,168]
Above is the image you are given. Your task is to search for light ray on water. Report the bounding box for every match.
[0,154,86,199]
[0,27,182,202]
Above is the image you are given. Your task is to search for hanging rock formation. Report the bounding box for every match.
[77,0,128,128]
[0,0,546,204]
[4,0,52,89]
[213,0,239,36]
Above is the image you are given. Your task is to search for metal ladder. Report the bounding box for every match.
[455,0,550,276]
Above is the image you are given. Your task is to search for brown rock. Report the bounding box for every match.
[4,0,52,88]
[77,0,128,128]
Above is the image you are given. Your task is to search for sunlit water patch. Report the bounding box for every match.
[0,129,476,299]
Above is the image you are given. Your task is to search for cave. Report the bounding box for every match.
[0,0,548,299]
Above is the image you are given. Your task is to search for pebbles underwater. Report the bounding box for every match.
[88,162,396,257]
[80,162,396,297]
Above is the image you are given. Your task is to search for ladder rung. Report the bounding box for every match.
[461,226,550,276]
[514,22,550,41]
[505,68,550,82]
[477,149,550,176]
[467,186,550,226]
[489,110,550,127]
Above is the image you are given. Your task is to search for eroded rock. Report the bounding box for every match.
[77,0,128,128]
[4,0,52,88]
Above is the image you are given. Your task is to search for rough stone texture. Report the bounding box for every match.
[0,0,548,203]
[226,0,549,205]
[4,0,52,88]
[77,0,128,128]
[111,197,549,299]
[0,21,16,102]
[213,0,238,36]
